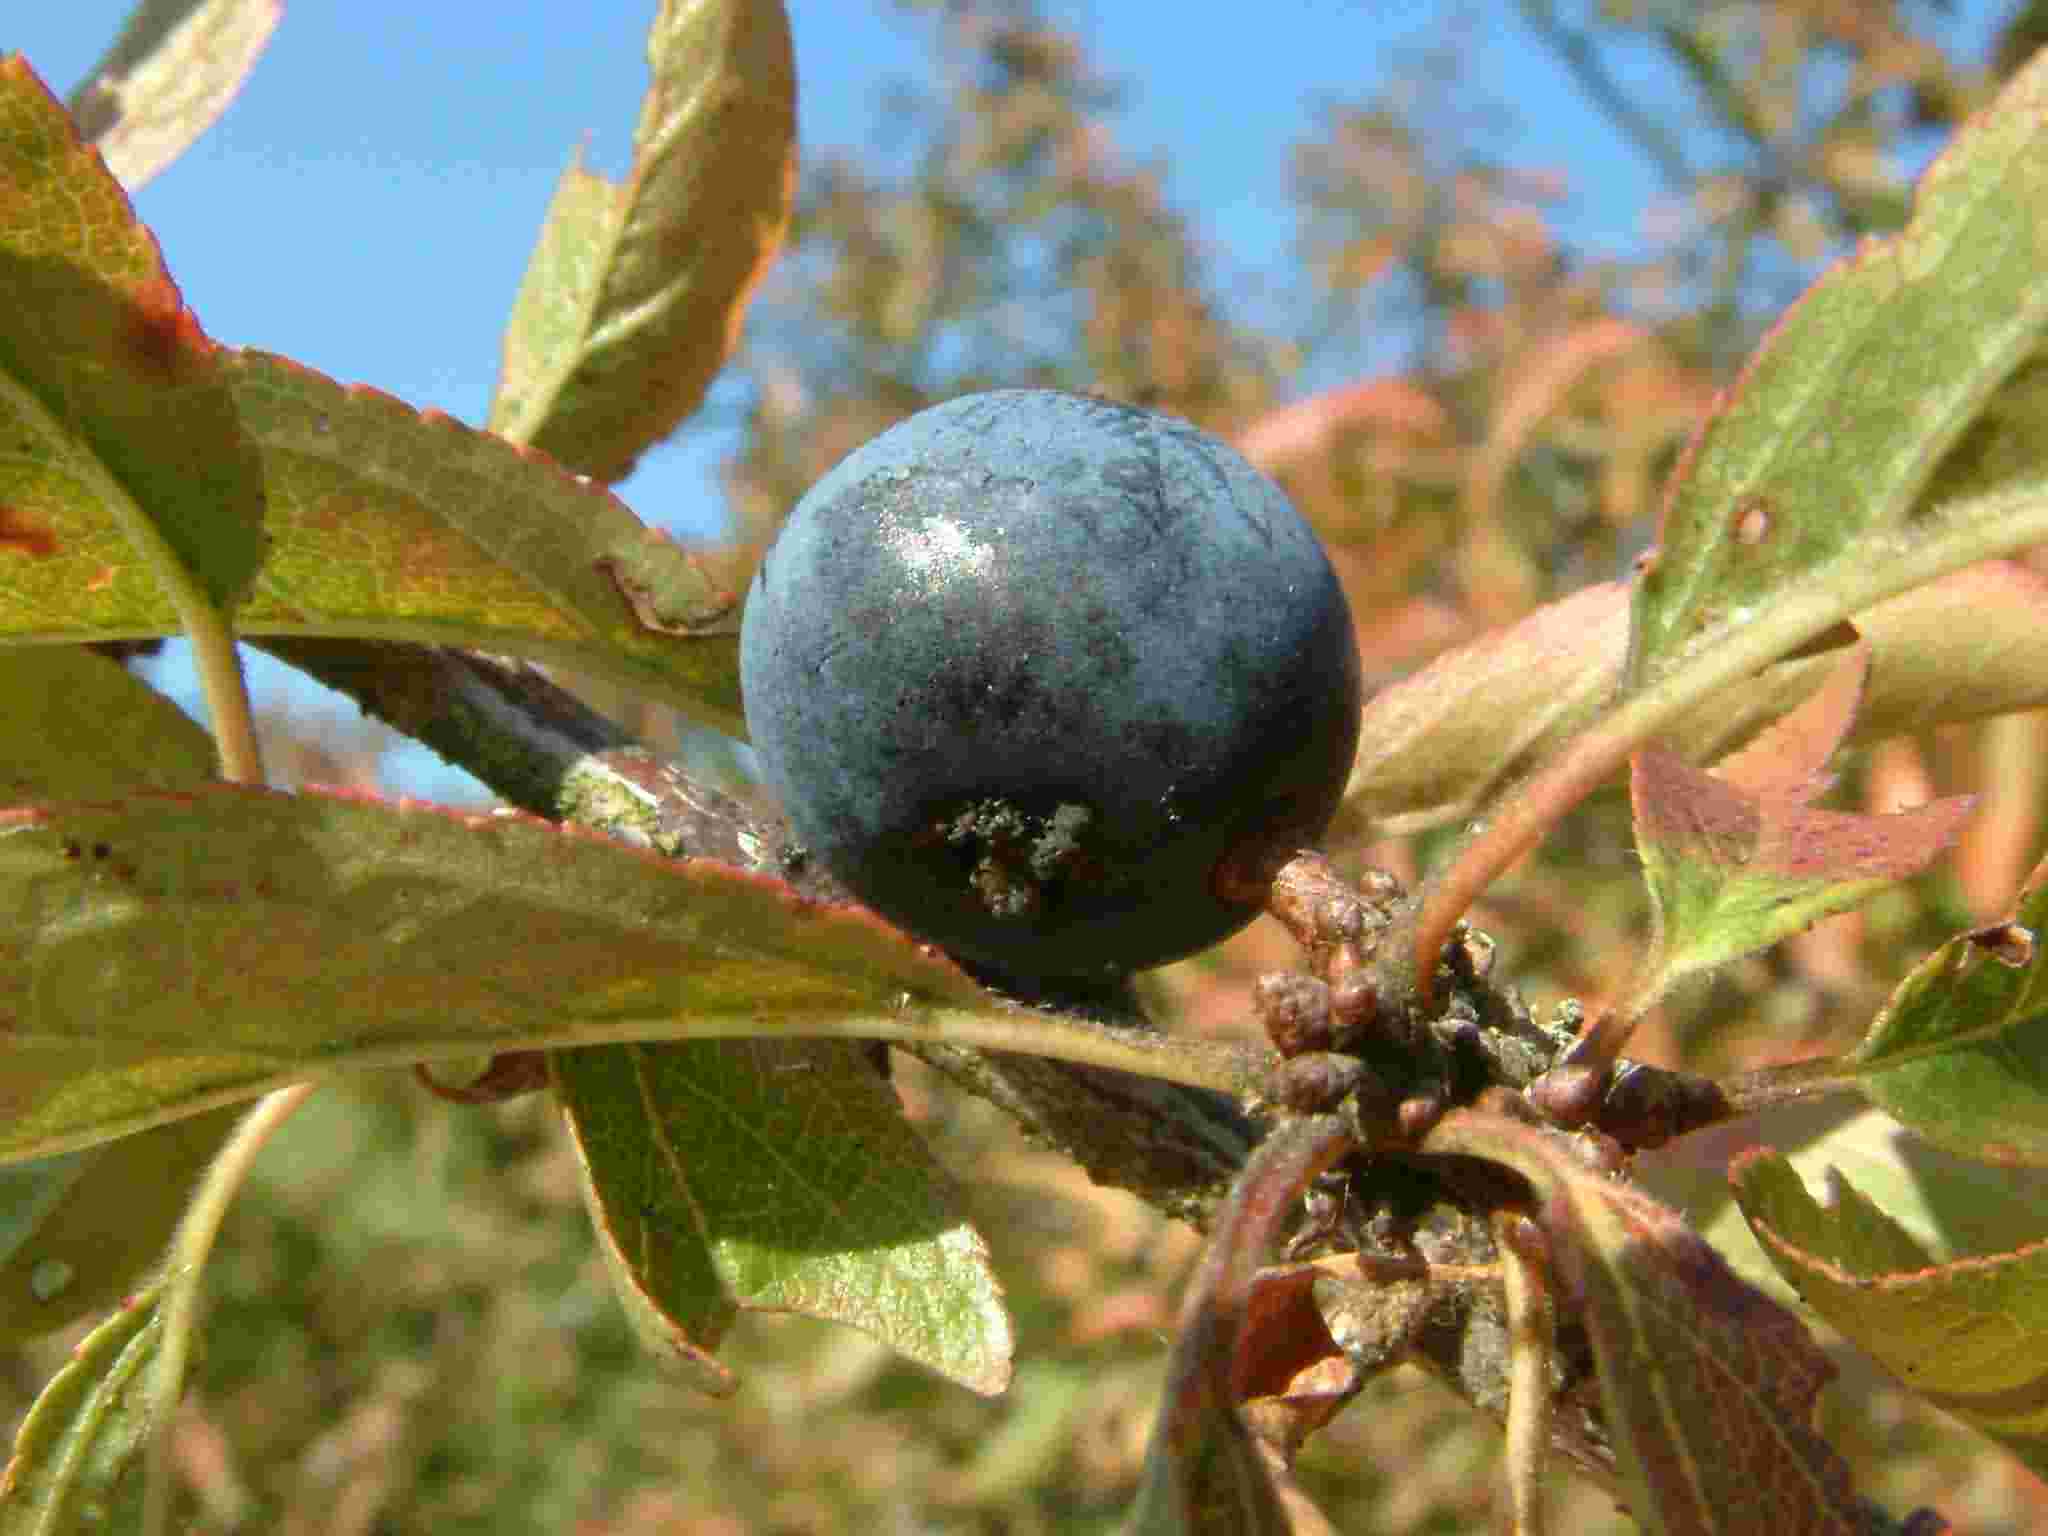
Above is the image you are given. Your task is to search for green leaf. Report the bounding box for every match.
[2,52,749,731]
[0,649,213,799]
[0,1106,235,1343]
[3,344,747,730]
[1424,1111,1874,1536]
[1627,651,1973,1011]
[234,351,747,731]
[0,647,236,1342]
[1917,343,2048,509]
[0,56,266,617]
[0,1282,160,1534]
[0,783,1010,1162]
[554,1037,1012,1396]
[1630,46,2048,689]
[1734,1148,2048,1482]
[65,0,282,191]
[490,0,797,484]
[1847,872,2048,1164]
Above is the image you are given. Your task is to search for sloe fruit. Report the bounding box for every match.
[740,389,1361,983]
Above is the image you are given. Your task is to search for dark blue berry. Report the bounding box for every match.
[740,389,1361,983]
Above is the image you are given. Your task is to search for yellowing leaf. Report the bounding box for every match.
[1735,1148,2048,1482]
[2,346,749,733]
[490,0,797,484]
[226,351,747,729]
[66,0,282,192]
[1342,562,2048,837]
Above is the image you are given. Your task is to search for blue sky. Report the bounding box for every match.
[7,2,2000,793]
[10,3,1694,539]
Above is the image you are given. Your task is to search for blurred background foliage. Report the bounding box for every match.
[10,0,2048,1529]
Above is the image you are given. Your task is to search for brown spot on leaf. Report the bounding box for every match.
[1967,922,2034,968]
[1733,494,1773,546]
[1781,618,1860,662]
[301,494,351,534]
[122,273,212,386]
[598,547,744,635]
[0,506,59,559]
[415,1052,551,1104]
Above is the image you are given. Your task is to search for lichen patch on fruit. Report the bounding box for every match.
[933,797,1100,919]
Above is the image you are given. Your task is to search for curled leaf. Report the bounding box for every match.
[1125,1115,1354,1535]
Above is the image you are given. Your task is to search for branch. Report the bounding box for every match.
[257,638,1271,1226]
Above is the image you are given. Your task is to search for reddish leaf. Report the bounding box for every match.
[0,57,265,615]
[1126,1116,1355,1535]
[1425,1110,1875,1536]
[1234,377,1451,473]
[1626,650,1973,1010]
